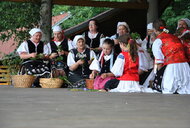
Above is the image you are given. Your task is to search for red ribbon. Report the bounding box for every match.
[159,26,165,30]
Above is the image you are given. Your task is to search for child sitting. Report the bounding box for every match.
[89,39,117,90]
[104,35,141,92]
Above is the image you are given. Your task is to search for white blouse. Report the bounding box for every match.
[67,49,97,67]
[111,53,125,77]
[152,39,165,64]
[17,40,51,55]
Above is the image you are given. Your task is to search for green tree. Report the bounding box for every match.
[161,0,190,33]
[52,5,108,30]
[0,1,40,42]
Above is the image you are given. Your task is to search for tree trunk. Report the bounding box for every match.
[40,0,52,43]
[147,0,158,23]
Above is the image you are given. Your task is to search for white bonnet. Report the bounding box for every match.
[72,35,85,47]
[29,28,42,36]
[52,25,62,32]
[178,18,190,28]
[117,22,130,33]
[147,23,153,30]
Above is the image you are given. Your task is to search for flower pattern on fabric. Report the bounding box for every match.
[157,32,187,65]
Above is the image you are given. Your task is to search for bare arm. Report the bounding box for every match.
[19,52,36,59]
[69,59,84,71]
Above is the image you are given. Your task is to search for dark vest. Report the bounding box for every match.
[50,38,69,63]
[27,40,44,54]
[114,34,122,55]
[100,54,117,74]
[84,32,102,48]
[70,48,91,78]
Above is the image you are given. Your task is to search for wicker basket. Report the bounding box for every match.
[11,75,36,88]
[40,78,63,88]
[85,79,94,89]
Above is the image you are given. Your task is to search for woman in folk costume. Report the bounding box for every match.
[17,28,51,87]
[89,38,117,90]
[67,35,97,88]
[110,21,130,55]
[83,19,104,54]
[152,19,190,94]
[178,28,190,65]
[137,23,155,87]
[177,18,190,29]
[49,26,69,79]
[104,35,141,92]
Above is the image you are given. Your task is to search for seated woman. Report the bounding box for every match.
[152,19,190,94]
[89,38,117,90]
[67,35,97,88]
[49,26,69,79]
[110,21,130,55]
[17,28,51,86]
[104,35,141,92]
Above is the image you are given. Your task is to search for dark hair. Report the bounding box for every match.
[128,39,138,62]
[88,19,99,27]
[103,38,114,48]
[117,34,131,44]
[153,19,166,32]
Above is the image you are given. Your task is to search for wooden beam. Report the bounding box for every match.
[52,0,148,9]
[2,0,148,9]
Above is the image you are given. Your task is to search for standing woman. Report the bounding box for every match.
[152,19,190,94]
[67,35,96,88]
[84,19,104,54]
[17,28,51,86]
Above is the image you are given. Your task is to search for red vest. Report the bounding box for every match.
[157,32,187,65]
[117,52,139,81]
[183,41,190,62]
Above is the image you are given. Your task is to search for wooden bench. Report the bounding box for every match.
[0,65,11,85]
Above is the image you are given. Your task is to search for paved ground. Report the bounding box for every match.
[0,85,190,128]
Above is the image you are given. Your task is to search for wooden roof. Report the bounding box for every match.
[2,0,149,9]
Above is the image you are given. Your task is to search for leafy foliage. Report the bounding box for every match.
[0,1,40,42]
[52,5,108,30]
[161,0,190,33]
[1,52,22,75]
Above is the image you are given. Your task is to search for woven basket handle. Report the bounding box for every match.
[18,64,27,75]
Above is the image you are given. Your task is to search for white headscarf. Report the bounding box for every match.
[72,35,85,48]
[52,25,62,32]
[147,23,153,30]
[178,18,190,29]
[117,22,130,33]
[29,28,42,36]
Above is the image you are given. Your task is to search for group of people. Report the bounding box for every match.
[16,18,190,94]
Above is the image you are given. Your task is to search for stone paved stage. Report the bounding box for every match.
[0,85,190,128]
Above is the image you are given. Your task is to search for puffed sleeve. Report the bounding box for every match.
[89,58,101,72]
[43,43,51,55]
[111,53,125,77]
[67,50,76,67]
[17,41,29,55]
[152,39,164,64]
